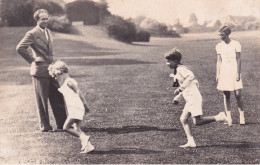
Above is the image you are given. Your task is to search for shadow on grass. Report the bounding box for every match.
[241,122,260,125]
[63,59,157,66]
[131,43,156,47]
[199,141,260,150]
[83,125,179,134]
[89,148,163,155]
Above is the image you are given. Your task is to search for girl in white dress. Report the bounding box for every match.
[216,26,245,125]
[48,61,94,153]
[165,48,228,148]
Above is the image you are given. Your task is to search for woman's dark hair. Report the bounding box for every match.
[219,26,231,35]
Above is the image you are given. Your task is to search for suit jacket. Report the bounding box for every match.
[16,26,54,77]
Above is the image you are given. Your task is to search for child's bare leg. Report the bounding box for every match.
[63,118,82,137]
[74,120,95,153]
[63,118,90,151]
[179,111,196,148]
[223,91,232,125]
[193,116,216,126]
[180,111,192,138]
[234,89,245,124]
[73,121,84,134]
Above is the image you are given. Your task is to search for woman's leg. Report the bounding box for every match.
[223,91,232,125]
[223,91,231,112]
[234,89,245,124]
[193,116,216,126]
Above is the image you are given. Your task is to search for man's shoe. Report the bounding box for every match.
[53,128,64,132]
[41,126,53,132]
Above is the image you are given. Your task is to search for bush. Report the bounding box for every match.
[47,15,72,33]
[135,30,150,42]
[1,0,34,26]
[104,16,137,43]
[28,0,66,16]
[1,0,67,27]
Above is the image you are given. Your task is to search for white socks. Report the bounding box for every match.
[239,111,245,125]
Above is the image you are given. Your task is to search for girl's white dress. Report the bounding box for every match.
[58,78,85,120]
[174,65,203,117]
[216,39,243,91]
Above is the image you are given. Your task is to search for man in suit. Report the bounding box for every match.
[16,9,67,132]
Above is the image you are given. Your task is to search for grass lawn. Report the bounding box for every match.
[0,26,259,164]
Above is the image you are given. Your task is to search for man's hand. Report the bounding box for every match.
[34,57,45,63]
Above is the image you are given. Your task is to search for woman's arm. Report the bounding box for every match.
[216,54,222,82]
[236,52,241,81]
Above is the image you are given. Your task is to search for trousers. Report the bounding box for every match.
[32,76,67,131]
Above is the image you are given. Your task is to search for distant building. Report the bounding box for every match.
[66,0,102,25]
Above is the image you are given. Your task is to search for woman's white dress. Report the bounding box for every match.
[216,39,243,91]
[58,78,85,120]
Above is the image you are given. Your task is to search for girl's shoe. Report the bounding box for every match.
[179,137,196,148]
[80,135,90,151]
[80,142,95,154]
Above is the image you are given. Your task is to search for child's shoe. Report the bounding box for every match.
[226,111,232,126]
[80,141,95,154]
[80,134,90,151]
[179,137,196,148]
[239,111,245,125]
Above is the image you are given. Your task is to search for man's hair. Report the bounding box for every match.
[219,26,231,35]
[164,47,182,62]
[33,9,49,21]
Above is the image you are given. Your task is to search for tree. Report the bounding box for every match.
[189,13,198,25]
[213,20,221,30]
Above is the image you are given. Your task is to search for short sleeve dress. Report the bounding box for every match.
[58,78,85,120]
[216,39,243,91]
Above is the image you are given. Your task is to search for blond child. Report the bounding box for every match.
[48,61,94,153]
[165,48,229,148]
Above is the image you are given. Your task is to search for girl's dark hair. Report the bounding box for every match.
[164,47,182,62]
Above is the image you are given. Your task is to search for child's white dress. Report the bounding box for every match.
[175,65,203,117]
[216,39,243,91]
[58,78,85,120]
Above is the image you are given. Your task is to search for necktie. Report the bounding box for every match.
[45,29,49,41]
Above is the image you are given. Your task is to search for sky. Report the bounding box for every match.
[106,0,260,26]
[64,0,260,26]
